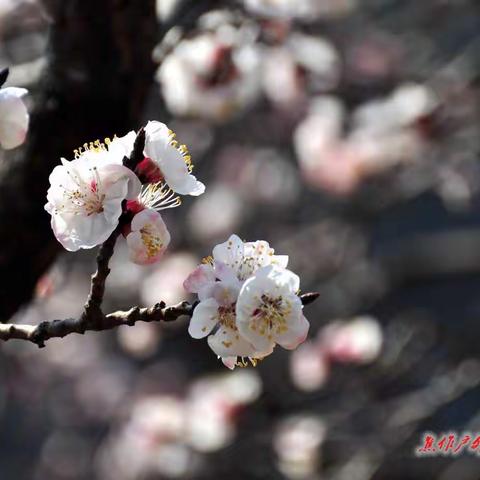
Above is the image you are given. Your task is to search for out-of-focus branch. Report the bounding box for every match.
[0,293,318,347]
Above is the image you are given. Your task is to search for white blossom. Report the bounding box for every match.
[45,143,141,251]
[143,120,205,196]
[126,209,171,265]
[236,265,310,353]
[157,32,261,122]
[320,316,383,364]
[184,234,303,368]
[0,86,29,149]
[184,234,288,300]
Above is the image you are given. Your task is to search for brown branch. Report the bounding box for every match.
[0,293,318,347]
[0,301,194,348]
[84,229,122,316]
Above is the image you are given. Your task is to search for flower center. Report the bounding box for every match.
[140,223,164,258]
[57,166,105,216]
[250,295,290,339]
[218,304,236,331]
[237,245,275,280]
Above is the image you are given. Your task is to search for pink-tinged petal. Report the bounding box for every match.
[320,317,382,364]
[275,314,310,350]
[126,209,170,265]
[188,298,219,339]
[290,342,330,392]
[183,264,216,294]
[51,210,117,252]
[222,356,237,370]
[0,87,29,149]
[100,163,142,200]
[214,261,238,284]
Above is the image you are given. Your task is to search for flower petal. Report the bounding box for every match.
[221,356,237,370]
[275,313,310,350]
[126,209,171,265]
[212,234,244,272]
[183,264,216,294]
[207,326,257,357]
[144,120,205,196]
[107,130,136,163]
[188,298,219,339]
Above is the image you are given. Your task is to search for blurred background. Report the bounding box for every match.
[1,0,480,478]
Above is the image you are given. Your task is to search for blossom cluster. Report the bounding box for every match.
[184,234,310,368]
[45,121,204,264]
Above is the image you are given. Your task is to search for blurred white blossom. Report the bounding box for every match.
[142,252,198,306]
[263,34,340,107]
[274,415,326,479]
[186,369,262,451]
[294,85,435,195]
[290,341,329,392]
[321,316,383,364]
[0,85,29,149]
[187,185,244,241]
[157,31,261,121]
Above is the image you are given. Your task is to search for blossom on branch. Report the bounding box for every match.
[126,209,171,265]
[45,145,141,251]
[184,234,309,368]
[236,265,309,352]
[157,30,261,122]
[45,120,204,261]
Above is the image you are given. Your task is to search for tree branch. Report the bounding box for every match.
[0,294,318,347]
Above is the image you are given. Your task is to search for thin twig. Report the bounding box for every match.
[83,228,121,316]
